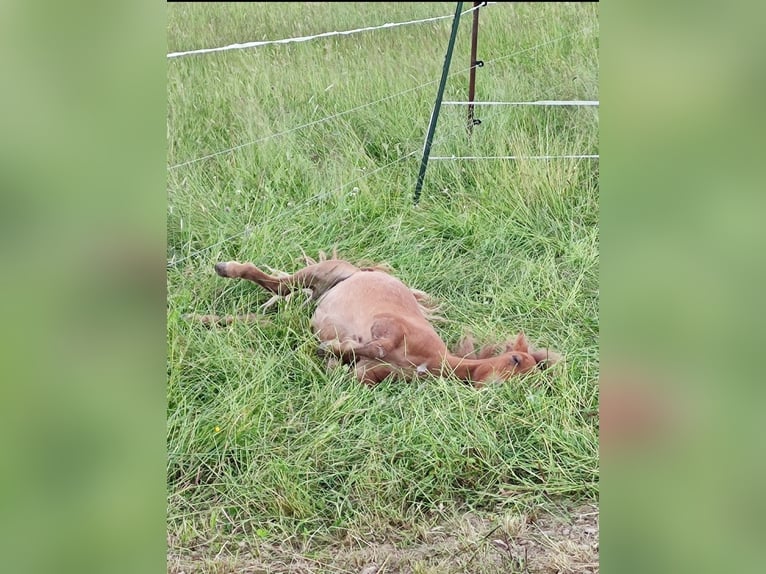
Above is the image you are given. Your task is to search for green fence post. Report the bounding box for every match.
[413,2,464,205]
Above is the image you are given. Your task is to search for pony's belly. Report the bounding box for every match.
[311,305,355,342]
[310,270,421,342]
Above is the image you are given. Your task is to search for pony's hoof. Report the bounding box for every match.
[214,262,229,277]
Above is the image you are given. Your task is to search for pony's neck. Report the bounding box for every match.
[442,353,498,381]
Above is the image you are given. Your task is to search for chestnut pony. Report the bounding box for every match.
[214,252,560,386]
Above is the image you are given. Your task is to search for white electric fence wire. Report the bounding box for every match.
[167,3,490,60]
[442,100,599,106]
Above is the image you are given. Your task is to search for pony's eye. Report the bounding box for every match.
[511,354,521,366]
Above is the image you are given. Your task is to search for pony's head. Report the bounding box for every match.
[472,331,561,385]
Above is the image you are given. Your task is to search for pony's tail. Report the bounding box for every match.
[410,289,445,323]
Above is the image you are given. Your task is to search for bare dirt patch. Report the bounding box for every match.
[168,503,598,574]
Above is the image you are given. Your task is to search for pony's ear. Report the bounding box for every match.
[531,348,562,370]
[453,333,477,358]
[507,331,529,353]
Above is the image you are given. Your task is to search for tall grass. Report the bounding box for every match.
[167,1,598,550]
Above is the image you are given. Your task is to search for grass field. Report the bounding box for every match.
[167,3,598,571]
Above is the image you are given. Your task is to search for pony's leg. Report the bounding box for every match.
[215,260,359,301]
[182,313,267,326]
[215,261,298,294]
[353,361,396,386]
[319,317,404,361]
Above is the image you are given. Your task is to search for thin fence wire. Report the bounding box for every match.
[430,154,599,160]
[167,149,421,268]
[480,26,596,70]
[168,82,437,170]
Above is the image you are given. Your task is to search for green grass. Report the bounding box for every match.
[167,1,598,563]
